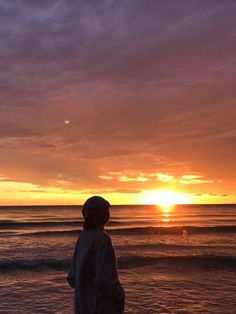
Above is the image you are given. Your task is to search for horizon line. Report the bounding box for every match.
[0,203,236,207]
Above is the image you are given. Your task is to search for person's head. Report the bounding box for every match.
[82,196,110,230]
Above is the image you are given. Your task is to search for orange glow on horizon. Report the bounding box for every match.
[0,180,235,205]
[140,190,191,210]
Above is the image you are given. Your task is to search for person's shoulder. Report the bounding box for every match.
[95,230,112,245]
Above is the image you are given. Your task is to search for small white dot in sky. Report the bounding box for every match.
[64,120,70,125]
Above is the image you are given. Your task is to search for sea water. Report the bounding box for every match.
[0,205,236,313]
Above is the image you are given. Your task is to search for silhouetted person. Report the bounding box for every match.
[67,196,125,314]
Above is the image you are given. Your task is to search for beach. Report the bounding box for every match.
[1,205,236,313]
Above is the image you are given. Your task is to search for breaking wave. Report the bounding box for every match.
[1,255,236,272]
[11,225,236,237]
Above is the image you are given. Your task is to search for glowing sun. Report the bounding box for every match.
[141,190,189,211]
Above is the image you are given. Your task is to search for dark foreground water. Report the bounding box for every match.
[1,204,236,313]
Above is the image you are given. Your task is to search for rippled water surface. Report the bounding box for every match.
[1,205,236,313]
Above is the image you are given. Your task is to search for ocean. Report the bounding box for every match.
[0,204,236,314]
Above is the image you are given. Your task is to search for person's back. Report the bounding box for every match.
[67,196,125,314]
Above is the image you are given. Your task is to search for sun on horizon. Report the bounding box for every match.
[140,190,191,211]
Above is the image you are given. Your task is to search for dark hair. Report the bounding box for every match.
[82,196,110,230]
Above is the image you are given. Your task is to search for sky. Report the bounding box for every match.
[0,0,236,205]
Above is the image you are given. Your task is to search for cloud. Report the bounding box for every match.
[0,175,8,181]
[119,175,149,183]
[156,173,175,183]
[98,175,113,180]
[179,175,214,185]
[156,173,213,185]
[0,1,236,202]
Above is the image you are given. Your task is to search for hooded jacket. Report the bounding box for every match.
[67,196,125,314]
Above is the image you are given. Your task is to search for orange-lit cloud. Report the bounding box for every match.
[156,173,214,185]
[0,1,236,204]
[119,176,149,182]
